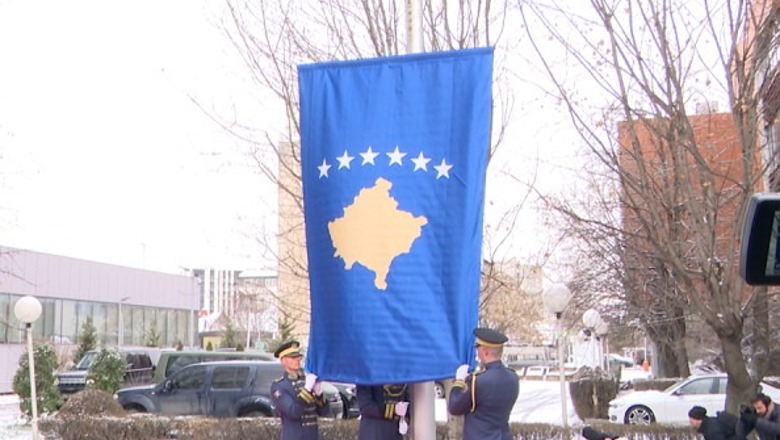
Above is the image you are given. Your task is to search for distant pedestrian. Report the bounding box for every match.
[688,405,742,440]
[270,341,330,440]
[448,327,519,440]
[356,383,410,439]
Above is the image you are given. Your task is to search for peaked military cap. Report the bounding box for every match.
[474,327,508,348]
[274,340,303,358]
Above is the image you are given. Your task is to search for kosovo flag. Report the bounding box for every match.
[298,47,493,385]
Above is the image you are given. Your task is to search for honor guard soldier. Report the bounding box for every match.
[357,383,411,439]
[270,341,330,440]
[448,327,519,440]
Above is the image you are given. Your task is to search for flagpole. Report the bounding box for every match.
[405,1,435,439]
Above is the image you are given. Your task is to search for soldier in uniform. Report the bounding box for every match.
[448,327,519,440]
[270,341,330,440]
[356,383,411,439]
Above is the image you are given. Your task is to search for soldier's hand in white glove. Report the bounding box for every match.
[304,373,318,392]
[399,417,408,435]
[455,364,469,381]
[395,401,409,417]
[313,381,323,396]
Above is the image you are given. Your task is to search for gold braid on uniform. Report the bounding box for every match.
[382,384,407,420]
[469,370,484,413]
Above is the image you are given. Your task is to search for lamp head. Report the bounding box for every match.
[14,295,42,323]
[582,308,602,328]
[543,283,571,314]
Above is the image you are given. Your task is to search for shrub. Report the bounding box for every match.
[86,349,126,394]
[73,316,97,364]
[57,389,124,419]
[569,368,619,419]
[12,341,63,418]
[39,416,701,440]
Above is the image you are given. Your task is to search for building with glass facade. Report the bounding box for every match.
[0,246,199,393]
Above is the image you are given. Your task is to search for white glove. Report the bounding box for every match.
[304,373,318,391]
[395,401,409,417]
[313,381,323,396]
[455,364,469,381]
[399,417,408,435]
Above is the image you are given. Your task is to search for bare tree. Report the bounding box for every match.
[220,0,520,338]
[520,0,777,409]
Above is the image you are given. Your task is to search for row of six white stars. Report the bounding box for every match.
[317,146,453,179]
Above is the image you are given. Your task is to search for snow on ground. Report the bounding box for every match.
[0,367,653,439]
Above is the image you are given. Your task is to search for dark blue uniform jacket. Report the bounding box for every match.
[448,360,519,440]
[270,372,330,440]
[357,384,409,440]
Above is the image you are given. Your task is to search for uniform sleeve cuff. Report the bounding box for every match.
[452,380,467,389]
[385,403,395,419]
[298,388,315,404]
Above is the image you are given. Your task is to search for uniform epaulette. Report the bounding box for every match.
[273,376,285,383]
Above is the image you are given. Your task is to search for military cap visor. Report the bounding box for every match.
[474,327,508,348]
[274,341,303,358]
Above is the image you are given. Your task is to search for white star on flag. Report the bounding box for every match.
[360,146,380,165]
[318,159,332,178]
[336,150,355,169]
[386,146,407,166]
[434,159,453,179]
[411,152,431,172]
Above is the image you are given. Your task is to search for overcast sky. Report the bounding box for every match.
[0,0,590,280]
[0,0,283,273]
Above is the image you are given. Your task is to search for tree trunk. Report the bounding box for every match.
[644,306,690,378]
[720,328,754,413]
[752,287,770,381]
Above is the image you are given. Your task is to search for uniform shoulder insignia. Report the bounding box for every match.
[473,369,486,376]
[273,376,285,383]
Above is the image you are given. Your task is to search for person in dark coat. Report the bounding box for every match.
[270,341,330,440]
[738,393,780,440]
[581,426,625,440]
[356,383,410,439]
[688,405,743,440]
[448,327,519,440]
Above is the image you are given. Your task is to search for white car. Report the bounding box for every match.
[609,373,780,425]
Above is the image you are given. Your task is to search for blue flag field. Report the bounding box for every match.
[298,47,493,385]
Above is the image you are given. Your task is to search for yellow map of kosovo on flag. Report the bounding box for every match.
[328,177,428,290]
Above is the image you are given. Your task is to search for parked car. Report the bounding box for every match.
[331,382,359,418]
[152,349,273,383]
[56,348,155,395]
[608,373,780,425]
[117,360,343,419]
[608,353,635,367]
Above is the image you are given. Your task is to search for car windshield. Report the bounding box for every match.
[74,352,98,370]
[663,378,688,393]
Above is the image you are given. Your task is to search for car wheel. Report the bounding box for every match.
[123,404,147,414]
[625,405,655,425]
[434,382,444,399]
[239,409,272,418]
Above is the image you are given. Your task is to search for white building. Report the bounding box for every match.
[0,246,200,393]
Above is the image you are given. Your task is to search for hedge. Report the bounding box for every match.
[39,414,700,440]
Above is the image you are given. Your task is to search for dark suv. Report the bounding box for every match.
[116,360,344,419]
[57,348,155,395]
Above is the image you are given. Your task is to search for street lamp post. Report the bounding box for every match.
[14,295,42,440]
[543,283,571,427]
[595,320,609,371]
[582,308,602,368]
